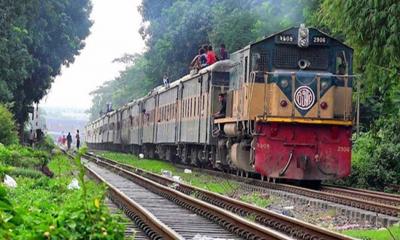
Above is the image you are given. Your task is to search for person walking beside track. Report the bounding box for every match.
[66,132,72,150]
[76,130,80,150]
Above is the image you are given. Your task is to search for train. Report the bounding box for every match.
[85,24,354,182]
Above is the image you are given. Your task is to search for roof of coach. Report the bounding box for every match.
[153,60,235,95]
[249,26,352,50]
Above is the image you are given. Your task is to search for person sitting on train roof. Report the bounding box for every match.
[213,93,226,119]
[206,45,217,65]
[190,48,207,70]
[219,43,228,60]
[199,48,208,68]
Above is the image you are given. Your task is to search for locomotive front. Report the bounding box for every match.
[214,24,354,181]
[252,25,354,180]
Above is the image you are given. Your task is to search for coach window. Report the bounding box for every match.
[194,98,197,116]
[244,56,248,82]
[163,106,165,121]
[188,99,190,118]
[166,105,168,121]
[189,99,192,117]
[187,99,189,118]
[186,100,188,118]
[187,100,189,118]
[183,100,186,118]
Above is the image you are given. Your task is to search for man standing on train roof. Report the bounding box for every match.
[220,43,228,60]
[163,74,169,88]
[206,45,217,65]
[66,132,72,150]
[76,130,80,150]
[213,93,226,119]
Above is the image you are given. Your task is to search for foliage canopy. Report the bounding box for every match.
[0,0,92,129]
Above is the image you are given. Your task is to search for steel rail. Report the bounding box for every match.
[86,166,184,240]
[85,155,292,240]
[163,158,400,217]
[320,185,400,207]
[62,149,182,239]
[85,152,355,240]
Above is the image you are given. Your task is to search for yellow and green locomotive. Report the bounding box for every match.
[215,24,353,180]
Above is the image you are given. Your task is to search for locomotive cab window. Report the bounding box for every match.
[336,51,348,75]
[229,53,243,90]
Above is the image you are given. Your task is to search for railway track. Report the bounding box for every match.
[320,185,400,207]
[162,161,400,218]
[104,198,149,239]
[84,152,353,240]
[86,162,251,239]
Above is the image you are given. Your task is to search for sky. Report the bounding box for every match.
[41,0,145,110]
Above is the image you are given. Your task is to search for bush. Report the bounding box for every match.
[0,144,50,169]
[2,152,126,239]
[0,104,18,146]
[9,167,43,179]
[35,135,56,152]
[342,114,400,191]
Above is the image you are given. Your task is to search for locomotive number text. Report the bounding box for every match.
[277,35,294,43]
[337,146,350,152]
[313,36,327,44]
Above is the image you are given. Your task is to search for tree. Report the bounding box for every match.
[0,0,92,133]
[312,0,400,190]
[314,0,400,127]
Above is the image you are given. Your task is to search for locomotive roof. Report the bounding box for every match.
[229,26,352,57]
[251,26,353,49]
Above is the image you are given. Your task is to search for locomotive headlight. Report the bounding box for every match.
[297,24,309,48]
[280,79,289,88]
[300,29,307,38]
[321,80,330,90]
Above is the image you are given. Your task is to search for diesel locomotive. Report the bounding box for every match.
[85,25,354,181]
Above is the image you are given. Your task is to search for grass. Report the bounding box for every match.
[240,192,272,208]
[342,225,400,240]
[98,151,240,195]
[48,153,75,176]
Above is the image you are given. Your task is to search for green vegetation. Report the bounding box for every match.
[312,1,400,191]
[99,151,240,195]
[0,104,18,146]
[240,192,272,208]
[0,144,50,179]
[0,145,126,239]
[0,0,92,130]
[343,225,400,240]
